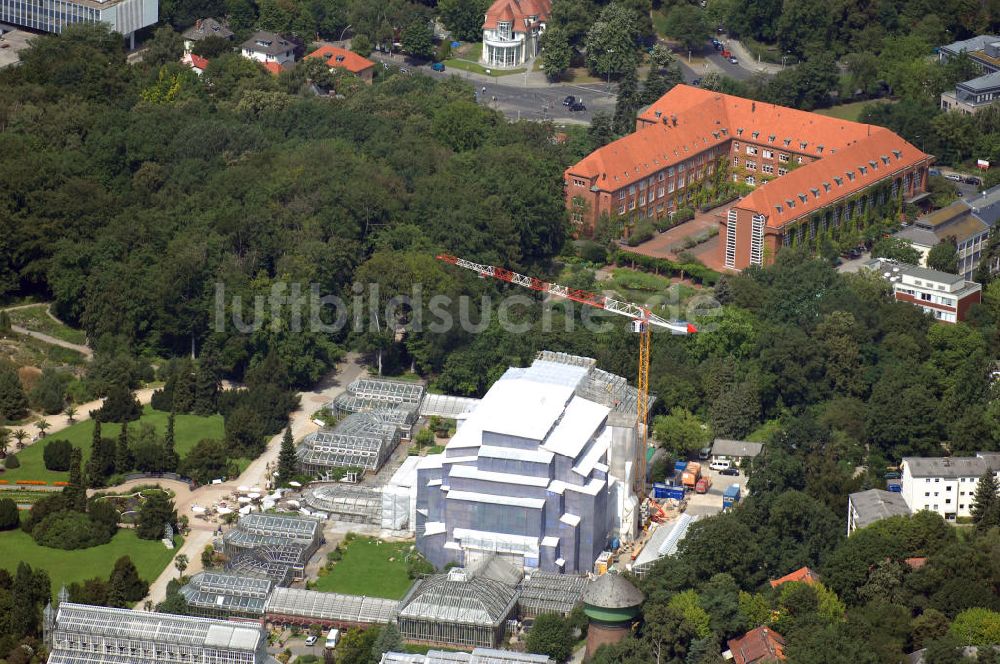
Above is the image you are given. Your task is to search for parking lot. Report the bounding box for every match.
[684,467,749,518]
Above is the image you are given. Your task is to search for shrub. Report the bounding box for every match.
[674,207,695,224]
[43,439,73,471]
[578,240,607,264]
[4,453,19,469]
[0,497,18,530]
[32,511,113,549]
[626,222,656,246]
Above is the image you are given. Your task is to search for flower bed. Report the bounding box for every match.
[16,480,48,486]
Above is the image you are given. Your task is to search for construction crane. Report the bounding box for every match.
[436,253,696,497]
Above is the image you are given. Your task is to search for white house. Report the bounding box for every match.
[847,489,910,535]
[709,438,763,467]
[900,453,1000,521]
[240,31,295,66]
[481,0,550,69]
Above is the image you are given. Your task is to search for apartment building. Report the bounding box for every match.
[480,0,550,68]
[0,0,157,45]
[564,86,932,270]
[866,259,982,323]
[900,453,1000,521]
[941,71,1000,114]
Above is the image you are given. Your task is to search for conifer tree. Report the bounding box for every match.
[163,410,179,471]
[277,425,297,487]
[971,470,999,528]
[115,423,132,474]
[85,420,103,486]
[64,447,87,511]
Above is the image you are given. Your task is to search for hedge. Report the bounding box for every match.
[615,249,721,286]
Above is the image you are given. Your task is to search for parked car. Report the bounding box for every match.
[569,102,587,111]
[729,56,738,64]
[965,176,981,185]
[305,635,318,647]
[720,467,740,476]
[709,460,731,471]
[945,173,962,181]
[563,95,575,106]
[692,78,702,86]
[431,62,445,72]
[698,447,711,460]
[928,168,941,176]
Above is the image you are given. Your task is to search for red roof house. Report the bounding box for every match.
[262,61,284,76]
[305,45,376,83]
[181,52,210,74]
[769,566,821,588]
[728,626,787,664]
[481,0,551,68]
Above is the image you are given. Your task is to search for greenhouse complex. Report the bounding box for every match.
[180,571,273,619]
[379,649,554,664]
[44,602,277,664]
[222,513,322,584]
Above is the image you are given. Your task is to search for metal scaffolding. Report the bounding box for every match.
[265,588,398,627]
[45,602,276,664]
[302,484,382,524]
[517,572,586,618]
[179,572,272,619]
[298,411,401,475]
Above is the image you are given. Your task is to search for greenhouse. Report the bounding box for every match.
[265,587,398,628]
[419,393,481,419]
[222,513,322,583]
[630,514,698,577]
[302,484,383,524]
[298,411,401,475]
[396,567,519,649]
[380,649,553,664]
[179,571,273,619]
[44,602,276,664]
[330,378,424,435]
[516,572,587,618]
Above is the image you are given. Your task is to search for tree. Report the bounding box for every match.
[43,439,73,471]
[180,438,231,484]
[371,623,403,660]
[192,35,233,58]
[663,4,708,54]
[31,368,66,414]
[653,408,711,458]
[115,423,132,474]
[174,553,189,576]
[163,411,179,471]
[3,452,18,469]
[585,3,640,78]
[871,237,921,264]
[11,428,27,449]
[401,20,434,59]
[970,470,999,528]
[0,310,10,333]
[96,382,142,423]
[143,26,184,69]
[0,497,18,530]
[613,66,640,134]
[136,491,176,540]
[438,0,489,42]
[927,241,958,274]
[948,608,1000,647]
[0,363,28,422]
[541,25,572,81]
[108,556,148,607]
[642,59,681,105]
[35,418,50,437]
[351,34,373,57]
[64,447,87,512]
[525,612,574,662]
[64,404,77,423]
[277,425,298,487]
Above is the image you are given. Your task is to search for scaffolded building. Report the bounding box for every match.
[380,649,554,664]
[179,571,273,619]
[44,602,277,664]
[265,587,398,628]
[299,411,401,476]
[416,352,642,574]
[222,513,322,584]
[396,566,519,649]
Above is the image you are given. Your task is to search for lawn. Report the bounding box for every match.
[442,57,526,77]
[0,526,181,599]
[2,405,225,484]
[313,537,414,599]
[7,304,88,345]
[815,99,892,122]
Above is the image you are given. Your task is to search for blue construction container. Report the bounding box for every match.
[652,482,670,499]
[674,460,688,474]
[722,484,741,509]
[665,487,686,501]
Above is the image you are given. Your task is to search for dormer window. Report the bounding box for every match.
[737,128,744,136]
[752,131,759,139]
[859,166,867,175]
[881,155,890,165]
[768,135,776,142]
[847,171,855,181]
[811,188,819,198]
[823,182,831,192]
[799,193,808,203]
[869,160,877,169]
[816,145,824,153]
[498,21,512,38]
[892,149,902,159]
[799,142,807,149]
[784,138,791,146]
[776,204,783,213]
[834,176,843,186]
[335,55,345,62]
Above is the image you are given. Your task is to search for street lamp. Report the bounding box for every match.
[606,49,614,93]
[339,24,352,43]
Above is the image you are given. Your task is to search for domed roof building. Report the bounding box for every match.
[396,566,520,649]
[582,573,644,658]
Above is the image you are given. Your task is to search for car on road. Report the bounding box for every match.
[720,467,740,476]
[569,101,586,111]
[692,78,702,86]
[698,447,712,460]
[729,56,738,64]
[305,636,318,647]
[945,173,962,181]
[965,176,982,185]
[563,95,575,106]
[431,62,445,72]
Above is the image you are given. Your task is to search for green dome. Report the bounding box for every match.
[582,573,644,624]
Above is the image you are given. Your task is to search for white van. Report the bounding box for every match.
[709,459,731,471]
[325,628,340,650]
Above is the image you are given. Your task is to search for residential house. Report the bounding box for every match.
[241,31,295,66]
[181,52,210,75]
[847,489,911,535]
[181,18,233,53]
[481,0,550,69]
[938,35,1000,74]
[900,452,1000,521]
[564,85,932,270]
[305,45,376,83]
[769,567,820,588]
[727,626,786,664]
[710,439,763,467]
[865,259,982,323]
[941,71,1000,114]
[894,185,1000,280]
[0,0,156,46]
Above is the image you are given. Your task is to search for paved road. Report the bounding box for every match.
[130,352,368,607]
[2,302,94,359]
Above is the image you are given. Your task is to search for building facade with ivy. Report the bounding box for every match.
[564,85,933,270]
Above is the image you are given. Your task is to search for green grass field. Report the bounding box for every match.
[815,99,893,122]
[0,526,181,599]
[6,304,88,345]
[2,405,225,484]
[313,537,414,599]
[442,57,525,77]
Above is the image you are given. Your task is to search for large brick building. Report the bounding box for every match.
[564,85,934,270]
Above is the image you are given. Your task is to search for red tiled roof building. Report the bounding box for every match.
[305,45,376,83]
[769,566,821,588]
[481,0,550,68]
[728,626,787,664]
[564,85,933,270]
